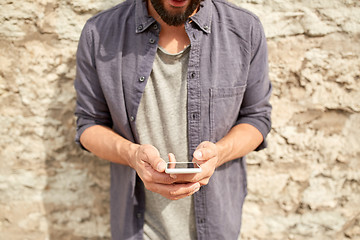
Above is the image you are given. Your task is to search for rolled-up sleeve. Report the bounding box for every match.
[74,22,113,147]
[236,20,272,151]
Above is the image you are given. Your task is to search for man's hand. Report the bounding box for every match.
[129,144,200,200]
[192,141,219,186]
[170,141,219,186]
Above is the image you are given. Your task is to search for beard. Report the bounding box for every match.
[150,0,202,26]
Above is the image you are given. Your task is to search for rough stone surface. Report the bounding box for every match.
[0,0,359,239]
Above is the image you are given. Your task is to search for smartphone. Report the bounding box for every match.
[165,162,202,174]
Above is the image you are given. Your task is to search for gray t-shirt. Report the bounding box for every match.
[136,46,197,240]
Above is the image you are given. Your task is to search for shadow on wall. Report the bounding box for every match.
[41,1,123,239]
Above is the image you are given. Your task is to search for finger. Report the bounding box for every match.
[168,182,200,198]
[168,153,176,169]
[167,153,178,179]
[168,169,212,186]
[169,172,199,183]
[179,159,215,184]
[198,177,210,186]
[154,182,201,200]
[143,166,178,185]
[168,153,176,162]
[169,187,201,200]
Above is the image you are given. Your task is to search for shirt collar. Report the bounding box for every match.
[135,0,212,34]
[135,0,156,33]
[189,0,212,34]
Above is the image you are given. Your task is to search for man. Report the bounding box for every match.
[74,0,272,238]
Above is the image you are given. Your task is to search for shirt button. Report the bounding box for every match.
[130,116,135,122]
[191,113,198,120]
[136,213,142,219]
[149,38,155,44]
[153,24,158,30]
[204,25,209,31]
[190,72,196,78]
[192,32,196,40]
[139,76,145,82]
[137,24,143,31]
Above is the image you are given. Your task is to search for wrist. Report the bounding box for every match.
[128,143,140,169]
[115,138,140,168]
[215,140,231,168]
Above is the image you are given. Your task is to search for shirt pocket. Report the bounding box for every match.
[209,85,246,142]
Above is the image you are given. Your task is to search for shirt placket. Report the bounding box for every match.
[131,22,160,143]
[186,24,207,239]
[132,21,161,234]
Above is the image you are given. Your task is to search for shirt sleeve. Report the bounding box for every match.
[74,21,113,148]
[236,19,272,151]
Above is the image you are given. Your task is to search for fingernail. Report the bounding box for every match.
[157,162,165,172]
[169,153,175,160]
[170,174,177,179]
[194,151,202,159]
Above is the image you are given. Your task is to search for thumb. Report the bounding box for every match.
[193,150,204,160]
[193,141,216,161]
[141,145,166,172]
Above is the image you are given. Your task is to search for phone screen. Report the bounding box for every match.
[165,162,201,174]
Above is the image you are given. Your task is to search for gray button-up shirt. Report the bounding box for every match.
[74,0,272,239]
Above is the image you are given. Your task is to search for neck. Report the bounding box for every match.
[147,0,197,54]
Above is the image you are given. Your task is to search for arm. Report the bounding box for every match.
[215,123,263,167]
[80,125,138,166]
[174,123,263,186]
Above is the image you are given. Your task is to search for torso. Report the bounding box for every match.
[136,46,197,240]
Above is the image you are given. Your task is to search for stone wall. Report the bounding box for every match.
[0,0,359,239]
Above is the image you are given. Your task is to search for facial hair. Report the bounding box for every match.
[150,0,202,26]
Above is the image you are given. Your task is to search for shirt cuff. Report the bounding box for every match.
[236,116,271,151]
